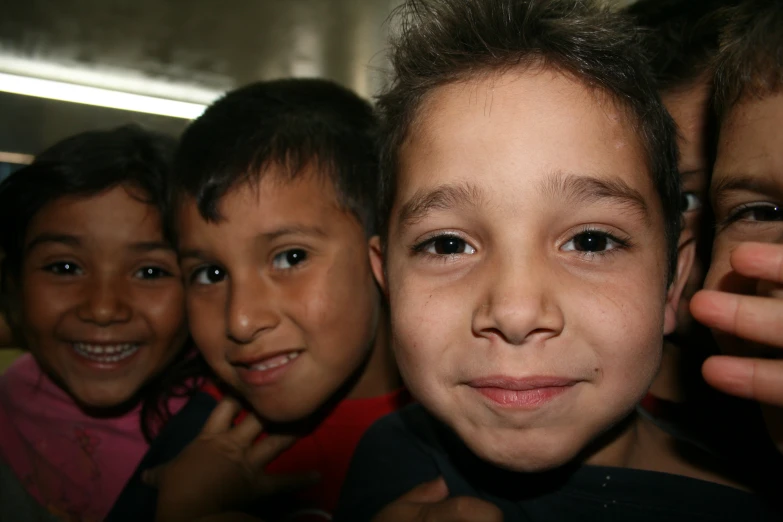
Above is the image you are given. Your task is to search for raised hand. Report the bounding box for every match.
[691,242,783,451]
[150,398,318,522]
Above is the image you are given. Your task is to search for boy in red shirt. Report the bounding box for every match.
[107,79,405,522]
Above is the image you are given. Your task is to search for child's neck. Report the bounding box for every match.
[584,410,749,490]
[346,312,401,399]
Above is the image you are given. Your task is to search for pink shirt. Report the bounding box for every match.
[0,354,186,522]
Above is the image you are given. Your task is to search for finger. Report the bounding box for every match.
[141,466,162,488]
[703,355,783,407]
[690,290,783,347]
[730,242,783,283]
[426,496,504,522]
[246,433,299,467]
[395,477,449,504]
[228,411,264,446]
[258,470,321,496]
[201,397,243,435]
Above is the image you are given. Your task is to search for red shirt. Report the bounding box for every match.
[203,382,410,520]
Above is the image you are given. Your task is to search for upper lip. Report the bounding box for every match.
[467,376,579,390]
[230,348,302,367]
[70,339,141,346]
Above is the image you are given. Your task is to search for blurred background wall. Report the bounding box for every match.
[0,0,635,166]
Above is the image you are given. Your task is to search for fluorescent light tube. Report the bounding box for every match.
[0,72,209,119]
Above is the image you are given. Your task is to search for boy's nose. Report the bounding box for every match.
[225,277,280,344]
[77,276,132,326]
[472,253,564,346]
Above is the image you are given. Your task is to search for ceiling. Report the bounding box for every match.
[0,0,633,156]
[0,0,401,155]
[0,0,400,96]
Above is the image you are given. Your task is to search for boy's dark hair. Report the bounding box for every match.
[377,0,681,281]
[173,78,379,236]
[0,124,202,441]
[713,0,783,123]
[625,0,740,93]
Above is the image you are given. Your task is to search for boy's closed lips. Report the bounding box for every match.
[467,376,579,409]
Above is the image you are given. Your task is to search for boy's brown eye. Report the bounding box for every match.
[728,203,783,224]
[573,232,608,252]
[746,205,782,221]
[434,237,465,255]
[44,261,83,276]
[681,192,702,213]
[272,249,308,269]
[415,235,477,256]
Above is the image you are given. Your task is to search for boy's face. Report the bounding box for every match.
[662,80,711,333]
[374,70,683,472]
[20,185,187,408]
[178,168,381,424]
[704,93,783,355]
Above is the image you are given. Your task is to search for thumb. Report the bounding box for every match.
[397,477,449,504]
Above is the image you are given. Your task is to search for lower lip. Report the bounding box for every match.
[235,355,300,387]
[70,344,141,370]
[473,386,572,408]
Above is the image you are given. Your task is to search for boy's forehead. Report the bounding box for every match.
[395,68,652,207]
[175,167,359,245]
[715,93,783,179]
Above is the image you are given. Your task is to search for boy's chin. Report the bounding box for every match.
[246,395,325,427]
[459,426,587,473]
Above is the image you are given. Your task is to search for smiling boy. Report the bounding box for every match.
[335,0,778,520]
[107,79,405,522]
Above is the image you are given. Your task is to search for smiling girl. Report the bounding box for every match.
[0,125,199,521]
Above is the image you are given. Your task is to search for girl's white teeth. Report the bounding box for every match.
[250,351,300,371]
[72,343,139,363]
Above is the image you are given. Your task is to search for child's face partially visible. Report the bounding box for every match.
[178,168,381,424]
[662,80,711,332]
[375,70,679,472]
[704,93,783,354]
[19,185,187,408]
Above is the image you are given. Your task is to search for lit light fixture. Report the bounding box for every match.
[0,151,33,164]
[0,72,211,119]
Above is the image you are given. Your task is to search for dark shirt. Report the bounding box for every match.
[335,403,780,522]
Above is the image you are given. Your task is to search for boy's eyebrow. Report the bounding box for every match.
[25,233,81,253]
[398,183,486,229]
[128,241,175,253]
[263,225,329,240]
[397,174,649,229]
[545,173,650,222]
[712,174,782,207]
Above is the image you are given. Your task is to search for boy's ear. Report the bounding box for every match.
[663,237,696,335]
[368,236,388,297]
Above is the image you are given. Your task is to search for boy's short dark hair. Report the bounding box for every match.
[713,0,783,123]
[625,0,740,93]
[0,124,177,283]
[377,0,681,281]
[173,78,379,235]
